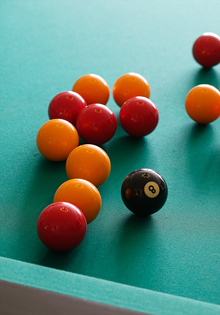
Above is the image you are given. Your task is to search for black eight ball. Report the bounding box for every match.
[121,168,168,215]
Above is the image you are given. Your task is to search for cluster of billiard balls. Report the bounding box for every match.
[47,72,159,143]
[36,32,220,252]
[37,144,111,252]
[36,72,166,252]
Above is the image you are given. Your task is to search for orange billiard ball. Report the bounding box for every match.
[36,119,79,161]
[53,179,102,224]
[185,84,220,124]
[66,144,111,187]
[72,74,110,105]
[112,72,151,107]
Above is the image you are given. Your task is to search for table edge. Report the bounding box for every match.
[0,256,219,315]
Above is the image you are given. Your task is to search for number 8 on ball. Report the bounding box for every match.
[121,169,168,215]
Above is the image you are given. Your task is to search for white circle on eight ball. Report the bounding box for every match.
[144,181,160,198]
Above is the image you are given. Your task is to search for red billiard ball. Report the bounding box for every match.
[76,104,117,144]
[192,33,220,68]
[37,202,87,252]
[119,96,159,137]
[48,91,87,126]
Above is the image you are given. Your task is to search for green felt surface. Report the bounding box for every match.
[1,0,220,313]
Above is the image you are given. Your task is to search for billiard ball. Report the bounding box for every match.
[192,32,220,68]
[48,91,87,126]
[185,84,220,124]
[72,74,110,105]
[53,178,102,224]
[112,73,151,107]
[36,119,79,161]
[121,169,168,215]
[66,144,111,187]
[119,96,159,137]
[76,103,117,144]
[37,202,87,252]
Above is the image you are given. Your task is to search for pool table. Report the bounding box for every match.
[1,1,220,314]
